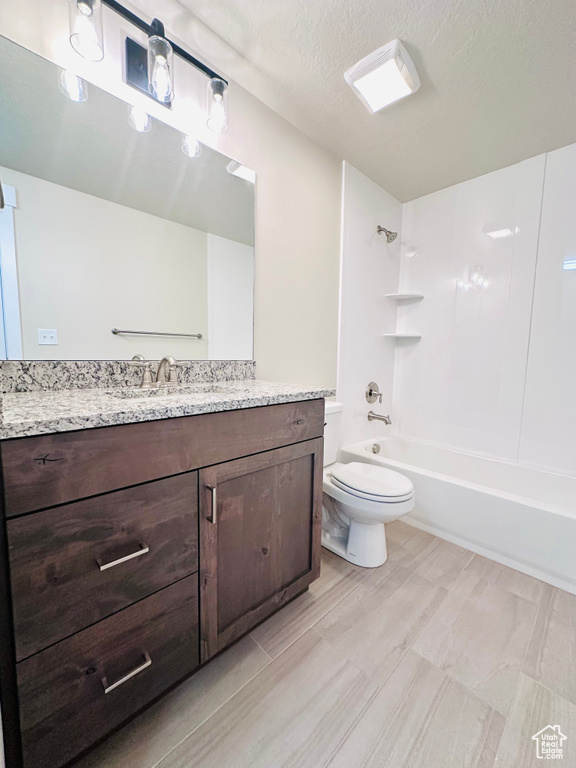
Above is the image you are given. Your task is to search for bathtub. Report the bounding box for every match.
[340,436,576,594]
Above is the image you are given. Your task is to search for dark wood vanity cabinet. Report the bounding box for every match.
[0,399,325,768]
[199,438,323,661]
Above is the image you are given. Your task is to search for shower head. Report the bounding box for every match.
[377,225,397,243]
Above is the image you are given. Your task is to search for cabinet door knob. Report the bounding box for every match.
[207,485,217,525]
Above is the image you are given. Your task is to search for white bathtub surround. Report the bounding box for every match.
[337,163,402,447]
[519,143,576,476]
[395,154,546,461]
[342,437,576,595]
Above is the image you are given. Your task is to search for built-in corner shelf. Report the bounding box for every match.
[385,293,424,300]
[382,333,421,340]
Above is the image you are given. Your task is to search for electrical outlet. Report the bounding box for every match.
[37,329,58,345]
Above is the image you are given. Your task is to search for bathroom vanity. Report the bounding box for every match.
[0,377,331,768]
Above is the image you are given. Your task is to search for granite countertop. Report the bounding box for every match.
[0,380,335,439]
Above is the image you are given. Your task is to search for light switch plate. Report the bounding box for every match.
[37,329,58,345]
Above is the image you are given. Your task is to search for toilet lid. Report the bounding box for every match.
[331,462,413,498]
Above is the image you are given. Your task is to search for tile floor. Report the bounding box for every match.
[77,522,576,768]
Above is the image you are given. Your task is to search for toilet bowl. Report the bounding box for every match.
[322,403,414,568]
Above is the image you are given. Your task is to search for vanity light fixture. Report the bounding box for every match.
[207,77,229,133]
[69,0,229,131]
[563,257,576,271]
[182,134,202,158]
[59,69,88,102]
[128,105,151,133]
[345,40,420,113]
[147,22,174,104]
[69,0,104,62]
[226,160,256,184]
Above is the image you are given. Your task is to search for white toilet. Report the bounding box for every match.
[322,402,415,567]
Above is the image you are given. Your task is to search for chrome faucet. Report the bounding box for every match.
[367,411,392,424]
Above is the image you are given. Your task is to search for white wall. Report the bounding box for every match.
[337,163,402,446]
[519,143,576,475]
[207,234,254,360]
[0,0,341,386]
[1,165,209,360]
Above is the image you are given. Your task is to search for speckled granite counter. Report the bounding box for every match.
[0,380,335,439]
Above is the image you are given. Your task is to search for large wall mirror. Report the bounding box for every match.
[0,35,255,361]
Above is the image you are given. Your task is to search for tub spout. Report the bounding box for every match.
[367,411,391,424]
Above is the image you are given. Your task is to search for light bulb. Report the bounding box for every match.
[207,78,229,133]
[182,135,202,158]
[59,69,88,102]
[128,106,151,133]
[69,0,104,62]
[148,36,174,103]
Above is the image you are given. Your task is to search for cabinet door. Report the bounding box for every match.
[199,438,323,661]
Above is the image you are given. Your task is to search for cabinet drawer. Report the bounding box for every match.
[9,473,198,661]
[2,399,325,516]
[17,575,199,768]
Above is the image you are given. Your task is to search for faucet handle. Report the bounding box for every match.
[366,382,383,404]
[128,356,156,388]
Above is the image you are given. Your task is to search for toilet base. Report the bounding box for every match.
[321,520,388,568]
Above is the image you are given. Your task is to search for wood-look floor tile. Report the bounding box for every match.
[464,553,545,604]
[414,538,475,589]
[524,584,576,705]
[385,520,420,554]
[155,629,380,768]
[251,549,369,658]
[413,560,539,715]
[496,673,576,767]
[315,570,447,686]
[327,650,506,768]
[74,636,270,768]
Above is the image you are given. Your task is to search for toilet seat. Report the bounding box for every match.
[330,462,414,502]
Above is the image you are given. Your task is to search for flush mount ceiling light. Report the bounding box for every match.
[68,0,229,131]
[226,160,256,184]
[345,39,420,113]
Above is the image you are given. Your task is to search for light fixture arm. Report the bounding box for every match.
[101,0,228,85]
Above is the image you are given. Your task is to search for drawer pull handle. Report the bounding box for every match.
[207,485,217,525]
[97,543,150,571]
[101,652,152,694]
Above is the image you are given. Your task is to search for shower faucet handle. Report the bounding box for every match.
[366,382,383,404]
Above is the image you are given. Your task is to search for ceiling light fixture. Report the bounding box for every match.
[59,69,88,102]
[69,0,229,131]
[226,161,255,184]
[345,39,420,113]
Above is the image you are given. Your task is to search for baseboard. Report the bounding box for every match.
[403,515,576,596]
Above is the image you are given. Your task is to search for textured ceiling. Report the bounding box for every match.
[144,0,576,201]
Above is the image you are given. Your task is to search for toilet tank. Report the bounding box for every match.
[324,401,343,466]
